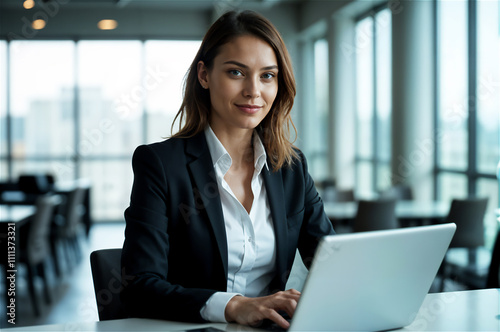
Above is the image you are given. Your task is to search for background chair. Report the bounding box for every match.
[51,186,86,273]
[438,197,488,291]
[330,188,356,203]
[380,184,417,227]
[324,187,356,233]
[379,184,414,201]
[18,194,61,316]
[90,248,127,321]
[16,174,55,206]
[352,199,397,233]
[315,179,336,203]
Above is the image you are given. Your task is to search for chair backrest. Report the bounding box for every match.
[63,187,86,236]
[18,174,54,194]
[330,188,356,203]
[353,199,397,232]
[486,228,500,288]
[446,197,488,248]
[27,194,61,264]
[90,248,127,321]
[380,184,414,201]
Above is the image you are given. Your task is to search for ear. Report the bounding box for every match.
[197,61,209,90]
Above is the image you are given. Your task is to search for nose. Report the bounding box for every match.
[243,76,261,99]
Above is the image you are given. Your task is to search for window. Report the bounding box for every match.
[437,0,468,174]
[300,38,329,181]
[9,41,75,181]
[476,0,500,246]
[2,40,200,222]
[476,0,500,175]
[77,41,143,221]
[145,40,201,141]
[375,9,392,189]
[355,16,374,195]
[309,38,329,179]
[0,40,7,178]
[77,41,143,156]
[355,7,392,195]
[435,0,500,246]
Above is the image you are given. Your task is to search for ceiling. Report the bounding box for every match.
[1,0,304,10]
[1,0,370,40]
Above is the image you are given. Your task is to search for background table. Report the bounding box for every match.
[0,206,35,225]
[5,289,499,331]
[0,179,92,237]
[324,200,450,223]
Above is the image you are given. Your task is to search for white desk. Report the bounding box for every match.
[324,200,450,222]
[7,289,499,331]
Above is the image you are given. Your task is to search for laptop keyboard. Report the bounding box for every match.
[258,312,291,331]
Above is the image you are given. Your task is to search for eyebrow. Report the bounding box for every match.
[223,60,278,71]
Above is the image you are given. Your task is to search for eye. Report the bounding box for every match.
[228,69,243,77]
[262,72,276,80]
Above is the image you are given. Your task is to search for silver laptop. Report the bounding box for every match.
[289,223,456,331]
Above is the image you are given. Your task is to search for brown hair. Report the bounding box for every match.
[171,10,298,171]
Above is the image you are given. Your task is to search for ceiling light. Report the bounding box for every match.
[23,0,35,9]
[32,19,46,30]
[97,19,118,30]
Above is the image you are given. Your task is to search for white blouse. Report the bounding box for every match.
[200,126,277,322]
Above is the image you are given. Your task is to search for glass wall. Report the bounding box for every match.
[1,40,200,222]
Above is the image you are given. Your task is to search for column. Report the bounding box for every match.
[391,0,435,200]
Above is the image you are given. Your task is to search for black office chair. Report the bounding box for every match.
[379,184,414,201]
[352,199,397,232]
[18,174,55,195]
[18,194,61,316]
[439,197,488,291]
[52,186,86,272]
[90,248,127,321]
[486,228,500,288]
[330,188,356,203]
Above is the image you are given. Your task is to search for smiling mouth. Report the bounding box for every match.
[236,104,262,114]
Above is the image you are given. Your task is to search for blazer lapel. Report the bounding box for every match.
[262,166,288,289]
[186,133,228,278]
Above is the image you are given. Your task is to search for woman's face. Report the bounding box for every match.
[198,35,279,134]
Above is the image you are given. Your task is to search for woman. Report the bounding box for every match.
[121,10,334,329]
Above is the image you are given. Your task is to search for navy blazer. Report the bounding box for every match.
[121,132,334,322]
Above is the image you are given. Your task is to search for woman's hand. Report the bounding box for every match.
[224,289,301,329]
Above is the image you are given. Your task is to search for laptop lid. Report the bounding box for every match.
[289,223,456,331]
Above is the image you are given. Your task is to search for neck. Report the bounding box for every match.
[210,125,254,167]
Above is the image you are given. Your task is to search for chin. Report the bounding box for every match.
[239,119,263,130]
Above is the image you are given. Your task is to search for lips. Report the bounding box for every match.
[236,104,262,114]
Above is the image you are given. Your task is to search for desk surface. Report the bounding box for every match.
[324,200,450,221]
[7,289,499,331]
